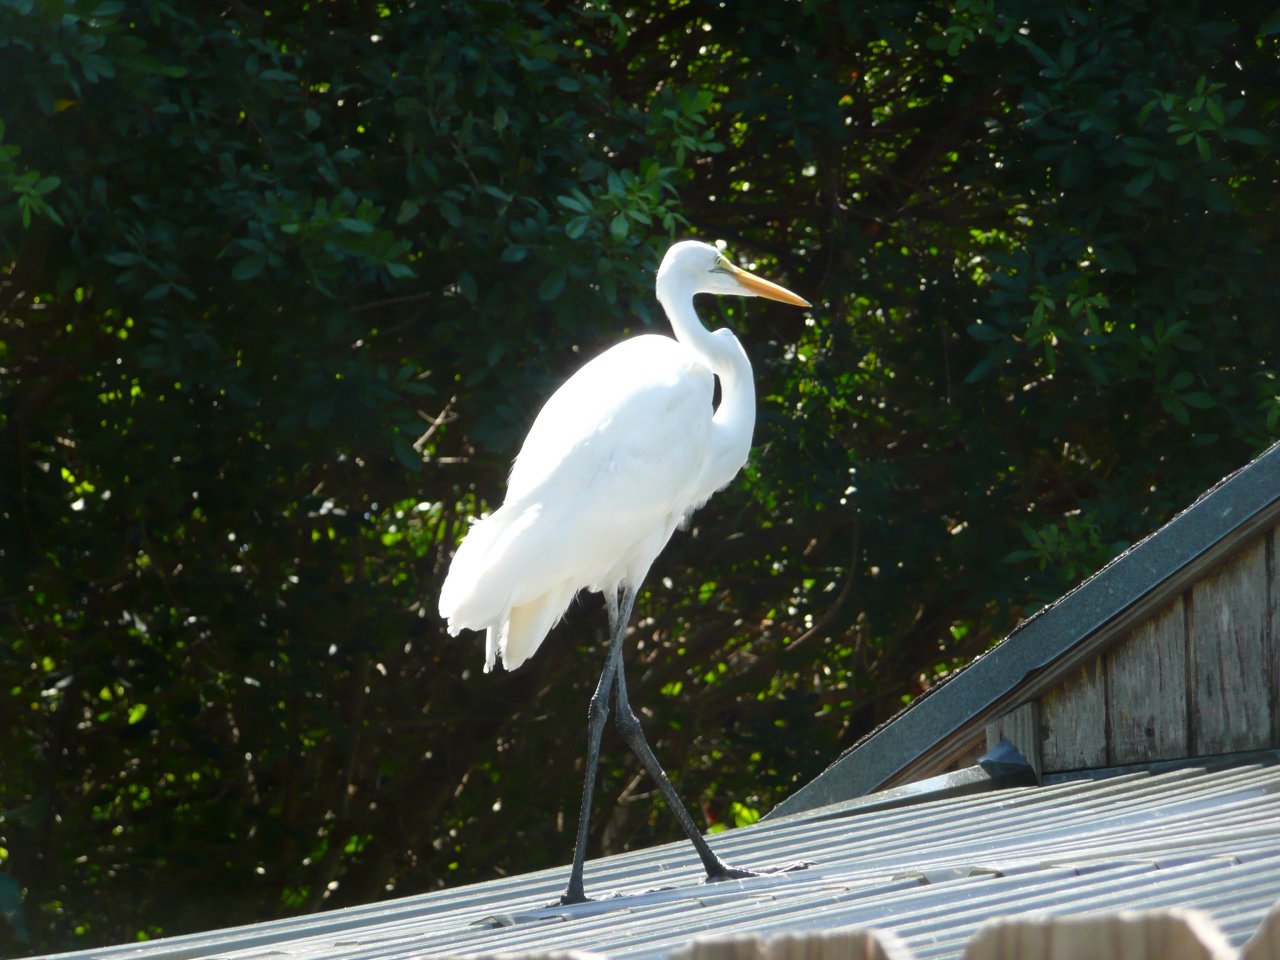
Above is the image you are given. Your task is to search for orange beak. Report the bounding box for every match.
[730,264,811,307]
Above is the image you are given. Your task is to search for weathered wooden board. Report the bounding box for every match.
[672,931,913,960]
[1270,526,1280,750]
[1242,891,1280,960]
[1189,535,1272,755]
[1107,595,1189,764]
[676,909,1248,960]
[766,928,915,960]
[1039,656,1106,772]
[963,908,1237,960]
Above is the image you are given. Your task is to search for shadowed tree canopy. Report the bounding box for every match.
[1,0,1277,954]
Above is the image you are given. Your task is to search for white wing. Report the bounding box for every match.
[439,334,716,670]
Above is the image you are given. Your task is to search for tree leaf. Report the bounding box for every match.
[538,268,566,301]
[232,254,265,280]
[396,199,420,224]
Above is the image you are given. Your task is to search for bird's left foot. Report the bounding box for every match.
[705,860,814,884]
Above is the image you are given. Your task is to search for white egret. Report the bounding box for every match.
[439,239,810,904]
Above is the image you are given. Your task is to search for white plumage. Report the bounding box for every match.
[440,335,716,671]
[437,239,810,903]
[439,240,806,671]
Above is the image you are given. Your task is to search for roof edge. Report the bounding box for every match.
[766,740,1036,825]
[771,439,1280,819]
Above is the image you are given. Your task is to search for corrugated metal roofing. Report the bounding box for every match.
[39,753,1280,960]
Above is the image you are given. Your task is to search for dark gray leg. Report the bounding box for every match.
[558,586,636,905]
[612,656,741,879]
[558,585,809,904]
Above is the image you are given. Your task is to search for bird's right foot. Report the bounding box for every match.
[550,883,667,906]
[705,859,814,884]
[549,882,594,907]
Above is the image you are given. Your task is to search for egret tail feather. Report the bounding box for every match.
[500,581,576,671]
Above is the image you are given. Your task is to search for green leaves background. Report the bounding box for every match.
[1,0,1277,953]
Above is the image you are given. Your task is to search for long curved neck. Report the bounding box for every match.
[658,283,756,491]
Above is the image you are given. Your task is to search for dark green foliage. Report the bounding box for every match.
[1,0,1276,953]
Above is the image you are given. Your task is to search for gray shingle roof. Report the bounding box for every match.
[38,752,1280,960]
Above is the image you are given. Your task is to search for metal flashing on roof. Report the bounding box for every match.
[769,440,1280,818]
[766,739,1037,825]
[33,756,1280,960]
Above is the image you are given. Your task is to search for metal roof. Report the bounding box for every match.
[39,752,1280,960]
[772,440,1280,815]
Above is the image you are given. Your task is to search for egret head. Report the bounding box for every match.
[657,240,811,307]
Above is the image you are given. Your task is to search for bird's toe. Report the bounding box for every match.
[705,860,814,884]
